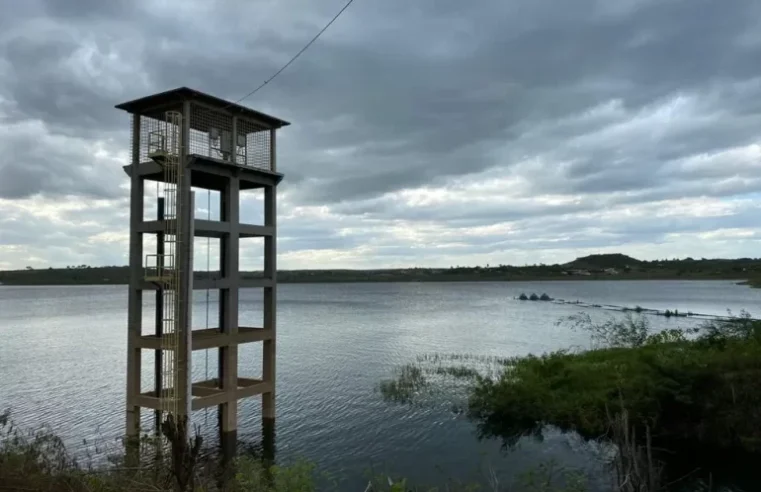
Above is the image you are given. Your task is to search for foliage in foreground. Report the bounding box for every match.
[381,312,761,453]
[0,410,319,492]
[0,409,593,492]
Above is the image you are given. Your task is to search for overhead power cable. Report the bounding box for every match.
[228,0,357,105]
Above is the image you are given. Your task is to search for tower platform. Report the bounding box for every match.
[123,153,284,191]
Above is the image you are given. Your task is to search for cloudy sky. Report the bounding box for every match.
[1,0,761,270]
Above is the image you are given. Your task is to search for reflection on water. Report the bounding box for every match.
[1,280,759,490]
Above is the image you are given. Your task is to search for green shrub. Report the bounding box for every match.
[469,314,761,451]
[560,312,653,348]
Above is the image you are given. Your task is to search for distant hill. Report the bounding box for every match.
[2,253,761,285]
[564,254,643,270]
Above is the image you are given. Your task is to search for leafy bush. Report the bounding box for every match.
[560,312,654,348]
[379,314,761,490]
[0,409,321,492]
[699,310,761,343]
[469,313,761,452]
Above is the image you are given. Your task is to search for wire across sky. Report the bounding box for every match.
[230,0,358,105]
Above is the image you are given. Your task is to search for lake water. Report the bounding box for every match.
[0,280,759,490]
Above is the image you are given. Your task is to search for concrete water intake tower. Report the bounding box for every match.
[116,88,289,452]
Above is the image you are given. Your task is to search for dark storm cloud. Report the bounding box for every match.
[30,0,760,202]
[4,0,761,202]
[2,0,761,267]
[38,0,133,18]
[267,0,761,203]
[0,120,127,199]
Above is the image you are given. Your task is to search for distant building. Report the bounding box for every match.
[604,268,619,275]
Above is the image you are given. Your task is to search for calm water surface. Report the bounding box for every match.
[1,280,759,489]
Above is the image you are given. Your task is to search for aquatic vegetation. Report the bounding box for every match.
[378,364,429,404]
[0,409,596,492]
[381,312,761,491]
[385,313,761,452]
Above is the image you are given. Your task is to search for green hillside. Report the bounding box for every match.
[564,253,643,270]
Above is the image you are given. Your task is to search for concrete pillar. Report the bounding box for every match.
[263,129,277,421]
[219,174,240,456]
[175,102,193,418]
[262,414,276,466]
[154,197,165,433]
[126,116,143,447]
[262,183,276,420]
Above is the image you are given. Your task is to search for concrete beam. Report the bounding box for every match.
[137,327,272,351]
[139,277,273,291]
[192,380,225,398]
[138,219,272,238]
[192,393,229,411]
[139,381,254,412]
[238,380,272,400]
[123,157,284,191]
[137,394,161,411]
[189,156,284,186]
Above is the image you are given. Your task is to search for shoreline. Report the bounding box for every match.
[0,275,756,287]
[3,254,761,287]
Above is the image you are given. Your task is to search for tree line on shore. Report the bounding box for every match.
[3,253,761,286]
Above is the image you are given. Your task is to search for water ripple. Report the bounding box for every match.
[2,281,758,490]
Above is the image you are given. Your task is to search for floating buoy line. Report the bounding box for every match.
[514,293,758,322]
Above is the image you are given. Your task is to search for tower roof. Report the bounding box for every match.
[115,87,290,129]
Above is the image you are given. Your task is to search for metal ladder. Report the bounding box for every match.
[144,111,184,419]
